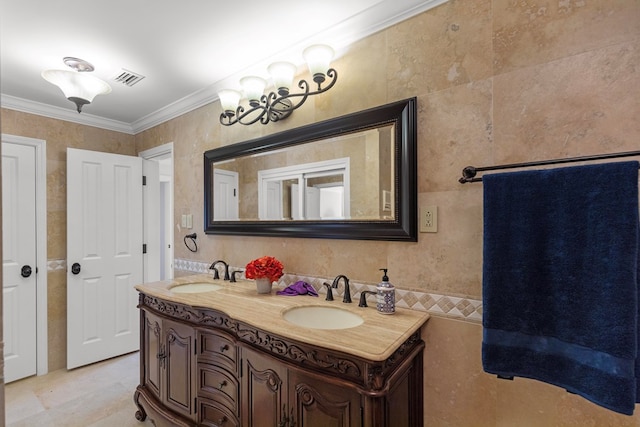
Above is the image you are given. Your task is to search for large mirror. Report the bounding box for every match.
[204,97,417,241]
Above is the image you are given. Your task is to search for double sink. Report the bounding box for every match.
[169,281,364,330]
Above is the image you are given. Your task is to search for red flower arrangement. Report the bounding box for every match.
[244,256,284,282]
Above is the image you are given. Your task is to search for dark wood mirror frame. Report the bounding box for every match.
[204,97,417,241]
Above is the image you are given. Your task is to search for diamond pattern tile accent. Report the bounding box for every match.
[168,258,485,323]
[47,259,66,271]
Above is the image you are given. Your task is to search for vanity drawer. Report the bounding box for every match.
[198,330,237,371]
[198,364,239,415]
[198,397,239,427]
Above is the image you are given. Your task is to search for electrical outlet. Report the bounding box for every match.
[420,206,438,233]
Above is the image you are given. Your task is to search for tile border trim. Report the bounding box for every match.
[48,258,482,323]
[174,258,483,323]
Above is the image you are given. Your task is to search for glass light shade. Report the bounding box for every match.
[41,70,111,103]
[303,44,334,81]
[218,89,242,113]
[267,62,297,96]
[240,76,267,106]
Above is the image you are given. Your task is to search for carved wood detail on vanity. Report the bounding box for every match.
[140,294,420,392]
[136,291,426,426]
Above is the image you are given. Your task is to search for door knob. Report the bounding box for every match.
[21,265,32,278]
[71,263,81,275]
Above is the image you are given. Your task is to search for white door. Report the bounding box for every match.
[66,148,143,369]
[2,142,37,382]
[265,181,282,220]
[213,169,239,220]
[143,159,160,283]
[305,186,321,220]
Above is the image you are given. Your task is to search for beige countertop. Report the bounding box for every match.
[136,274,429,361]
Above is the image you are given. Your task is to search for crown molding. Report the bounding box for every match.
[2,0,448,136]
[1,94,135,134]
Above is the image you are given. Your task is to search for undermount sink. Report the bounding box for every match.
[283,306,364,330]
[170,282,223,293]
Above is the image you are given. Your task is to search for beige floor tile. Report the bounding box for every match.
[5,352,152,427]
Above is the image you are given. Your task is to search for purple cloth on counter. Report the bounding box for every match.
[276,281,318,297]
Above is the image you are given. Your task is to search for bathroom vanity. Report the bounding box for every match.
[133,275,429,427]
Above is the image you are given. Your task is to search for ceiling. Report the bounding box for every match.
[1,0,446,134]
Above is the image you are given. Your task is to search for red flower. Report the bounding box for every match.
[245,256,284,282]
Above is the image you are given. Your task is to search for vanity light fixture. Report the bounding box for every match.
[42,57,112,113]
[218,44,337,126]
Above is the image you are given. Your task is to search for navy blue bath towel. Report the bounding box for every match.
[482,161,640,415]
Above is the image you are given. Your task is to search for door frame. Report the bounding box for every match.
[1,133,48,376]
[139,142,174,280]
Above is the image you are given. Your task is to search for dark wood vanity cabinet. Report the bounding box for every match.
[198,329,241,426]
[136,310,197,426]
[134,294,425,427]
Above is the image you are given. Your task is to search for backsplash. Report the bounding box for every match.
[47,257,482,323]
[174,258,483,323]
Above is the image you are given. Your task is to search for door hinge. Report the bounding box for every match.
[194,397,197,414]
[234,188,237,197]
[143,244,147,254]
[142,175,147,186]
[194,338,197,355]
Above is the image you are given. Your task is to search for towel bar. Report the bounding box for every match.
[459,150,640,183]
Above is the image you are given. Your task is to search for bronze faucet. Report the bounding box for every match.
[331,275,352,303]
[358,290,377,307]
[230,270,243,283]
[209,260,230,281]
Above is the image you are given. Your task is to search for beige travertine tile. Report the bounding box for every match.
[493,0,640,75]
[3,0,640,423]
[495,371,640,427]
[423,316,496,426]
[418,79,494,193]
[387,0,493,97]
[494,40,640,164]
[6,352,151,427]
[392,188,483,296]
[46,211,66,259]
[47,271,67,371]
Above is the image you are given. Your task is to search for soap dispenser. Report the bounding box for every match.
[376,268,395,315]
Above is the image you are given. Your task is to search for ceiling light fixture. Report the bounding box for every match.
[219,44,337,126]
[42,57,112,113]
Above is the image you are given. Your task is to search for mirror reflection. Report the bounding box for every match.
[212,125,394,222]
[204,97,417,241]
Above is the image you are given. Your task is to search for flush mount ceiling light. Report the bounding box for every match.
[219,44,338,126]
[42,57,112,113]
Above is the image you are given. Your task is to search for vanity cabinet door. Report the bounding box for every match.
[241,347,288,427]
[164,319,197,419]
[288,370,362,427]
[140,310,197,422]
[142,311,162,400]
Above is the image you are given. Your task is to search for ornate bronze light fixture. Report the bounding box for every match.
[219,44,337,126]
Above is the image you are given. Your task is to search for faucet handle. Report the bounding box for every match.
[323,282,334,301]
[230,270,243,283]
[358,291,377,307]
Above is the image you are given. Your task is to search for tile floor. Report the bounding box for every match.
[5,351,153,427]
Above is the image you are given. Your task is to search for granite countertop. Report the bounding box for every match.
[135,274,429,362]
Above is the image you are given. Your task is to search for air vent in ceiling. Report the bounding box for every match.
[113,69,145,87]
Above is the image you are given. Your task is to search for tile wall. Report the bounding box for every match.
[2,0,639,424]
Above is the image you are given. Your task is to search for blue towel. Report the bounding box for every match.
[482,161,640,415]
